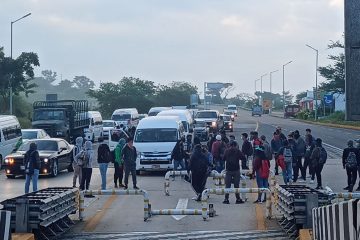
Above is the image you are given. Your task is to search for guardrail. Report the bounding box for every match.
[312,199,360,240]
[201,188,272,220]
[164,170,189,196]
[80,189,150,221]
[0,210,11,240]
[1,187,78,240]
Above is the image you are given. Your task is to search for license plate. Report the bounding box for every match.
[20,166,25,170]
[152,165,160,169]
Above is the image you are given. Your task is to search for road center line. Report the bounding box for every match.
[172,198,188,220]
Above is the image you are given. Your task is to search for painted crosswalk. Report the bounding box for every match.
[62,230,288,240]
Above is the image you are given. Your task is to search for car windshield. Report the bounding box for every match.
[18,140,58,151]
[222,115,231,121]
[33,110,65,121]
[224,111,232,115]
[148,111,159,116]
[194,122,206,128]
[103,122,114,127]
[21,131,37,140]
[196,111,217,118]
[228,106,236,110]
[112,114,131,121]
[135,128,177,142]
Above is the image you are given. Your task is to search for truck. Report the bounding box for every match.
[32,100,89,143]
[262,100,272,114]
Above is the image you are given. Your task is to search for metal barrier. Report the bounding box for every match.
[80,189,150,221]
[1,187,78,240]
[201,188,272,220]
[312,199,360,240]
[0,210,11,240]
[164,170,189,196]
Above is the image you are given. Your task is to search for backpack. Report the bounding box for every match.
[346,151,357,169]
[319,147,327,164]
[259,160,270,179]
[283,147,293,163]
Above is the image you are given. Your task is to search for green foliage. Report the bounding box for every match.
[0,47,40,113]
[324,111,345,121]
[296,110,311,120]
[295,91,307,103]
[318,40,345,93]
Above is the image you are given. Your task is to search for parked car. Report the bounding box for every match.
[84,111,104,142]
[108,128,130,151]
[193,121,209,141]
[3,139,74,178]
[227,104,238,116]
[148,107,171,117]
[223,109,235,121]
[102,120,117,139]
[194,110,223,133]
[139,114,148,120]
[221,114,233,132]
[21,129,50,140]
[0,115,22,168]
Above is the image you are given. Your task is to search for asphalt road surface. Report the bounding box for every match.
[0,109,356,239]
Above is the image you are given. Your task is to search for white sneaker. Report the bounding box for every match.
[298,179,306,183]
[310,180,315,184]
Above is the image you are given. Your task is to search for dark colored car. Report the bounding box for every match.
[193,121,209,141]
[3,139,74,178]
[284,104,301,118]
[221,114,233,132]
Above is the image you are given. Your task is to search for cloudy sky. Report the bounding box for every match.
[0,0,344,97]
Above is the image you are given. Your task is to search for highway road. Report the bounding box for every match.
[0,109,357,239]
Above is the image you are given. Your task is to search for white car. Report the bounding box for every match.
[102,120,117,139]
[21,129,50,140]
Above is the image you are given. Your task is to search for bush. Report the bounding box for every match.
[325,111,345,121]
[296,110,311,120]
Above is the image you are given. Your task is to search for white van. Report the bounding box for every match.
[134,116,184,173]
[0,115,22,167]
[148,107,171,117]
[111,108,139,128]
[84,111,103,142]
[227,104,238,116]
[157,109,194,135]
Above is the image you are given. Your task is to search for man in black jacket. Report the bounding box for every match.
[223,141,246,204]
[342,140,360,192]
[122,137,138,189]
[241,133,252,170]
[24,142,41,193]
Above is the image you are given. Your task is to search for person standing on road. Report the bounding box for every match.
[24,142,40,193]
[72,137,84,188]
[207,133,216,153]
[80,141,95,192]
[310,138,327,190]
[253,146,270,203]
[342,140,360,192]
[189,144,209,201]
[271,132,282,175]
[276,140,294,185]
[303,131,315,183]
[114,138,126,188]
[241,133,253,170]
[276,126,287,145]
[260,135,272,162]
[98,143,111,190]
[172,139,185,171]
[293,130,306,182]
[122,137,139,190]
[211,135,226,173]
[222,141,246,204]
[221,130,230,146]
[355,139,360,191]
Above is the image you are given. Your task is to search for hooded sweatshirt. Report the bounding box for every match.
[83,141,94,168]
[73,137,84,165]
[25,142,40,170]
[115,138,126,164]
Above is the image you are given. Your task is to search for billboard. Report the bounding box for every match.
[206,82,225,90]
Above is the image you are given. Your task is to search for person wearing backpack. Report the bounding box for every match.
[72,137,84,188]
[355,139,360,191]
[24,142,41,193]
[222,141,246,204]
[114,138,126,188]
[310,138,327,190]
[189,144,209,201]
[303,131,315,183]
[253,146,270,203]
[342,140,360,192]
[80,141,95,192]
[241,133,253,170]
[98,143,111,190]
[211,135,226,173]
[276,140,294,185]
[271,131,283,175]
[260,135,273,161]
[293,130,306,183]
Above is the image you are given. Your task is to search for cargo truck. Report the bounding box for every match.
[32,100,89,143]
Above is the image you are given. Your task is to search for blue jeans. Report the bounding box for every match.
[256,170,269,201]
[216,160,225,173]
[25,169,39,193]
[99,163,108,190]
[283,162,293,185]
[174,159,185,170]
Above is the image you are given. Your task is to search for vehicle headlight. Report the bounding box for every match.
[137,152,144,159]
[4,158,9,163]
[229,122,232,125]
[211,122,216,127]
[44,158,49,163]
[231,115,234,118]
[5,158,14,164]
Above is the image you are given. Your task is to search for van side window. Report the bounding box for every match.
[3,124,21,141]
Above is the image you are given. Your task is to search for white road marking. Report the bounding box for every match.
[172,198,188,220]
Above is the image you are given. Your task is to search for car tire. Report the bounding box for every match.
[136,170,141,175]
[51,159,59,177]
[6,175,15,179]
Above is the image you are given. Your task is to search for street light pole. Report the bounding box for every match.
[9,13,31,115]
[282,61,293,113]
[306,44,319,121]
[255,79,260,93]
[269,70,279,95]
[260,74,267,93]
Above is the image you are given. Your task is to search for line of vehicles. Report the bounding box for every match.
[0,100,239,178]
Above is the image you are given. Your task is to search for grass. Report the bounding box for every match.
[298,111,360,128]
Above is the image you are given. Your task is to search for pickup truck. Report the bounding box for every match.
[194,110,223,133]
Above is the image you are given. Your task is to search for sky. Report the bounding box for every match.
[0,0,344,98]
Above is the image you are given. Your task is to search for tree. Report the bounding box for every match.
[295,91,307,103]
[0,47,40,112]
[154,81,198,107]
[41,70,57,83]
[73,76,95,89]
[318,40,345,93]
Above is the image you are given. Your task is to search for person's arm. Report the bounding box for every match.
[342,149,347,168]
[238,149,246,161]
[35,151,41,168]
